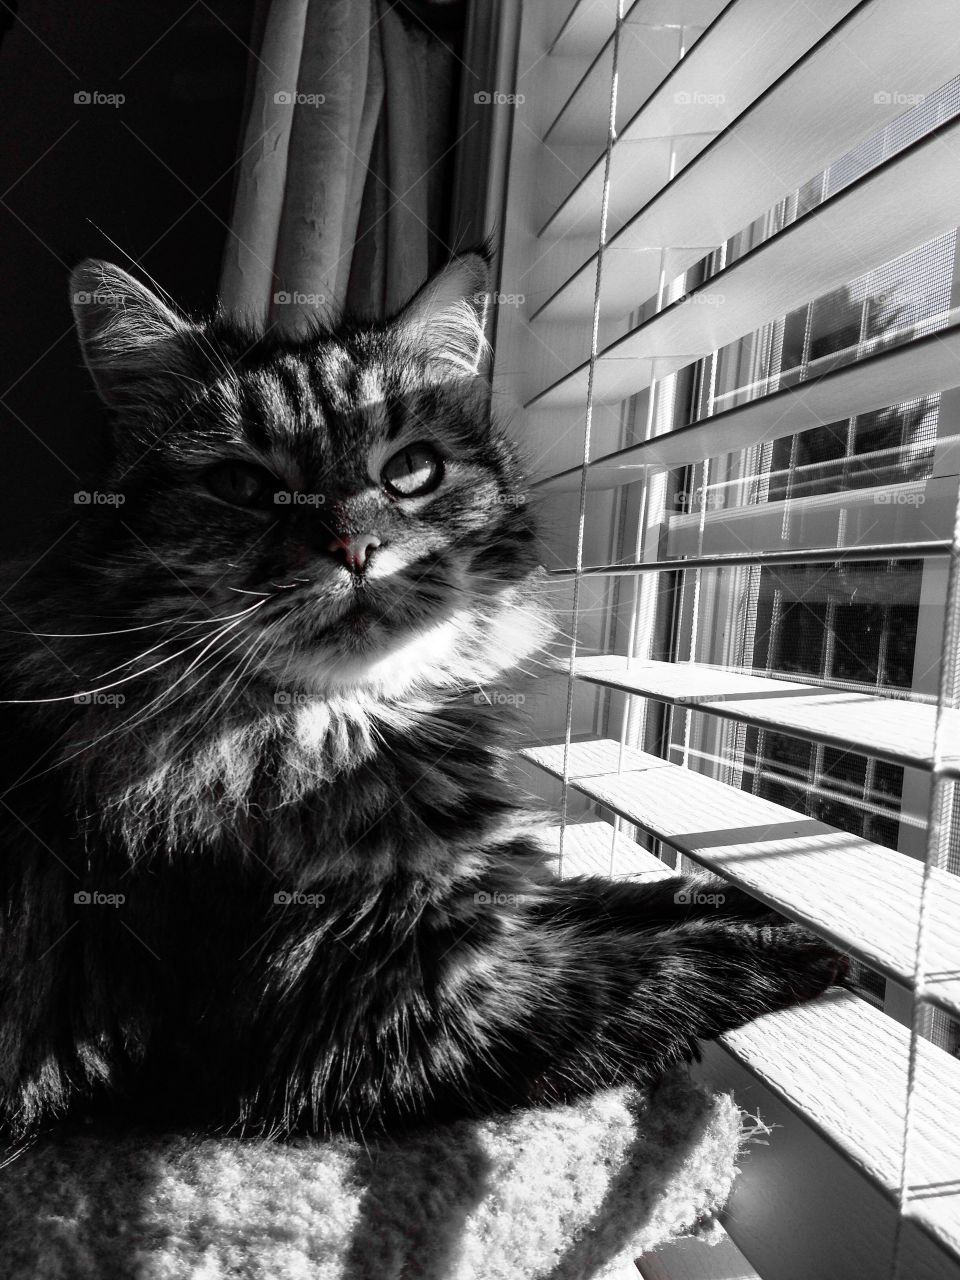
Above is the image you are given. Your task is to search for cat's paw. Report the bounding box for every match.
[754,921,849,1008]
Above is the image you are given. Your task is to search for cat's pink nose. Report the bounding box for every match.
[327,532,381,575]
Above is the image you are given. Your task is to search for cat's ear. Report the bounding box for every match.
[393,253,490,379]
[70,260,198,406]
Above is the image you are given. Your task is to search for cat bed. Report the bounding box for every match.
[0,1073,742,1280]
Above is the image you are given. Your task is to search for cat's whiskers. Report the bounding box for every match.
[7,613,263,794]
[1,602,269,705]
[140,614,293,797]
[181,619,285,752]
[67,614,266,778]
[233,622,287,708]
[90,600,269,680]
[117,632,263,788]
[92,640,265,825]
[169,609,266,687]
[174,610,288,742]
[17,600,274,640]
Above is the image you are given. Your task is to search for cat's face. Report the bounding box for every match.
[69,257,544,701]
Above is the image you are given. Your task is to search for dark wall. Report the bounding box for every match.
[0,1,256,554]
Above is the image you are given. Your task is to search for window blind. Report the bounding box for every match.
[490,2,960,1276]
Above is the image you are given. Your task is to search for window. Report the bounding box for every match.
[487,2,960,1276]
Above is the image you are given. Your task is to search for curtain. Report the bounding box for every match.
[220,0,460,336]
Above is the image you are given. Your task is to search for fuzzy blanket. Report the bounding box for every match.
[0,1073,742,1280]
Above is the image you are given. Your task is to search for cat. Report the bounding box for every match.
[0,253,844,1141]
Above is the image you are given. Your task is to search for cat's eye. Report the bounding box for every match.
[381,442,444,498]
[205,462,277,510]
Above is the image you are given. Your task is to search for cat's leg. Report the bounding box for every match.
[249,879,845,1135]
[558,871,783,927]
[441,906,845,1116]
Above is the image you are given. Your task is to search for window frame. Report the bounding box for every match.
[479,2,960,1274]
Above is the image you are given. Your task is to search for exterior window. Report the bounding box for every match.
[492,6,960,1272]
[650,83,960,1048]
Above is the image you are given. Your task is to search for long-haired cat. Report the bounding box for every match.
[0,255,843,1140]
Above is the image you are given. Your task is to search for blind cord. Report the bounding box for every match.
[557,0,623,877]
[893,468,960,1279]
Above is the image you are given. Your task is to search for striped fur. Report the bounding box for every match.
[0,257,843,1140]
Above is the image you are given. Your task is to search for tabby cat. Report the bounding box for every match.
[0,255,843,1140]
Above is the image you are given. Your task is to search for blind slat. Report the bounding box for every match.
[574,655,959,773]
[528,115,960,407]
[550,0,724,57]
[542,0,860,237]
[548,541,952,577]
[536,0,959,322]
[532,320,960,490]
[546,25,687,147]
[523,739,960,1019]
[543,820,674,879]
[546,0,605,53]
[720,992,960,1264]
[665,476,958,560]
